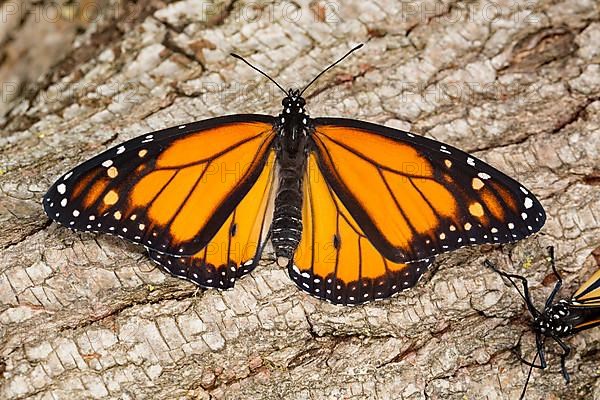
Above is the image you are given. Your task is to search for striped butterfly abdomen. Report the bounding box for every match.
[271,165,304,266]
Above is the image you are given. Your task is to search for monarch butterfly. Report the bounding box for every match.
[43,44,546,304]
[485,247,600,399]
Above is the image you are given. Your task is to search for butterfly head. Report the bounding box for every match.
[282,89,307,115]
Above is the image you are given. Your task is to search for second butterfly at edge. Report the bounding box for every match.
[43,45,546,304]
[485,247,600,399]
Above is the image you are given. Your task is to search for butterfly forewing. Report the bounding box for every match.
[148,151,278,289]
[310,118,546,263]
[290,153,434,304]
[43,115,275,256]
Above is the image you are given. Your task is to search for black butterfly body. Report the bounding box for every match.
[270,90,311,266]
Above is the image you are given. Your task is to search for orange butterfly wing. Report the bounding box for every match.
[310,118,545,263]
[290,153,433,304]
[148,152,277,289]
[573,269,600,305]
[43,115,275,256]
[571,269,600,331]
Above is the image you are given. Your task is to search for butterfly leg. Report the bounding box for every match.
[544,246,563,309]
[512,333,547,369]
[511,349,540,367]
[551,335,572,383]
[535,333,547,369]
[484,260,539,316]
[512,353,547,368]
[484,260,530,292]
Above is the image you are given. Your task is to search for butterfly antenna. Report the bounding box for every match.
[520,349,539,400]
[299,43,364,96]
[231,53,288,95]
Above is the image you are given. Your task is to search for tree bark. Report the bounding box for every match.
[1,0,599,399]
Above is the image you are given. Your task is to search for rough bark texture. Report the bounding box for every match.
[1,0,599,399]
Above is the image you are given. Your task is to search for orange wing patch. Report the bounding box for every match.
[82,177,109,209]
[290,154,433,304]
[156,123,264,168]
[148,152,277,289]
[311,121,546,263]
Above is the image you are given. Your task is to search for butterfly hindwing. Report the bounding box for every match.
[310,118,546,263]
[289,153,434,305]
[43,115,275,256]
[148,152,277,289]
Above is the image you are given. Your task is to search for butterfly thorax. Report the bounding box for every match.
[534,300,573,337]
[271,90,312,267]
